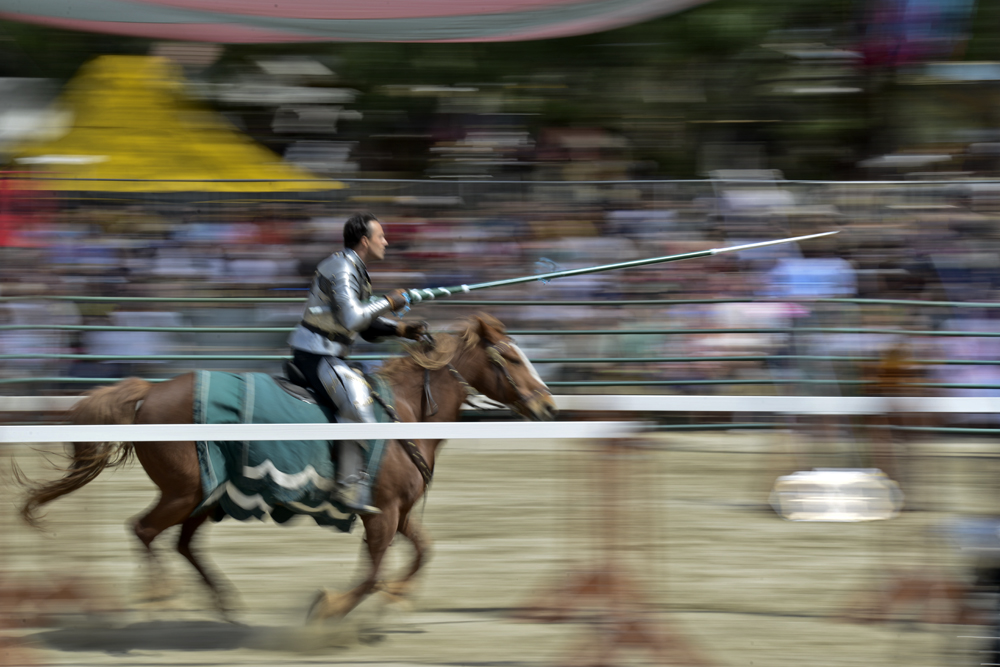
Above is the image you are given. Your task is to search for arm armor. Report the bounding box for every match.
[360,316,399,342]
[318,253,392,333]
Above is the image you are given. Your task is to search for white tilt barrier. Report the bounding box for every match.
[0,420,639,443]
[1,393,981,522]
[1,394,997,445]
[2,393,995,445]
[4,393,999,415]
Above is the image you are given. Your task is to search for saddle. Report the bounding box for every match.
[274,359,384,416]
[275,360,319,404]
[271,359,395,421]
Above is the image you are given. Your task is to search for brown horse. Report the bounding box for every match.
[18,313,557,621]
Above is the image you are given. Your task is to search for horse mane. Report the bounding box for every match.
[377,313,506,383]
[380,334,459,379]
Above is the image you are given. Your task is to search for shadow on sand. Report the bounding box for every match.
[29,618,389,654]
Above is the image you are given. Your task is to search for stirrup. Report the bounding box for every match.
[336,480,381,515]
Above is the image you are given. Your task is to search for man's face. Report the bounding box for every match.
[363,220,388,261]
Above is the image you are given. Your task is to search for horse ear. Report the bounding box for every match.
[472,312,505,344]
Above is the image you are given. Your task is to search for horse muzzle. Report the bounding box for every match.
[514,390,558,422]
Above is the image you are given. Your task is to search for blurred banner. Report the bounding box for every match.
[860,0,978,67]
[0,0,715,43]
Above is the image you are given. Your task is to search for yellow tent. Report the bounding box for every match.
[13,55,343,193]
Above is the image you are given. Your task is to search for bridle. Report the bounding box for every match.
[481,338,549,419]
[419,336,545,419]
[392,334,548,489]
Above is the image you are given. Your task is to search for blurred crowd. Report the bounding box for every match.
[2,177,1000,410]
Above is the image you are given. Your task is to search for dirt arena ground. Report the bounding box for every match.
[3,430,1000,667]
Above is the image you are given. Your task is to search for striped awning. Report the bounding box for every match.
[0,0,711,43]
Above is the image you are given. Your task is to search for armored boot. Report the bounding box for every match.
[335,440,381,515]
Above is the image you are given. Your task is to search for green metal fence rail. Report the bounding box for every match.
[5,324,1000,338]
[4,295,1000,387]
[5,353,1000,366]
[3,296,1000,308]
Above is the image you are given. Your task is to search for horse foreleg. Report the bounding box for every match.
[380,513,432,604]
[176,510,239,619]
[307,506,399,623]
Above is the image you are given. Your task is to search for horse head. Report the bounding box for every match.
[454,313,558,422]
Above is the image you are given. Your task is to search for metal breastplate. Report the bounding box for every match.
[296,249,390,349]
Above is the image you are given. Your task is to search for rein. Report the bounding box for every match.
[421,339,538,419]
[381,333,528,488]
[422,368,439,418]
[370,389,434,488]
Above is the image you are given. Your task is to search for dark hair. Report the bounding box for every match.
[343,212,378,249]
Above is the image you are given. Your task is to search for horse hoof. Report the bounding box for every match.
[384,594,413,613]
[378,583,413,610]
[219,606,243,625]
[216,588,244,622]
[306,589,335,624]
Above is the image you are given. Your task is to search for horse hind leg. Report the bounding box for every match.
[176,510,240,619]
[127,375,203,606]
[307,506,400,624]
[130,479,203,604]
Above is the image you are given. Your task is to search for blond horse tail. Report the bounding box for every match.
[17,377,151,527]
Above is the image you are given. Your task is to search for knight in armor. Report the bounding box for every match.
[288,212,428,515]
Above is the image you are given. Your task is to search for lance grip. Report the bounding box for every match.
[406,285,471,303]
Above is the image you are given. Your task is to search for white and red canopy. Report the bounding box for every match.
[0,0,711,43]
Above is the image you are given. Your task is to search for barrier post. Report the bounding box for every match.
[513,408,714,665]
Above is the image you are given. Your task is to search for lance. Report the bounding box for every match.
[403,230,839,303]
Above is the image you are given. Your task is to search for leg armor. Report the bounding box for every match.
[316,356,377,434]
[316,357,381,514]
